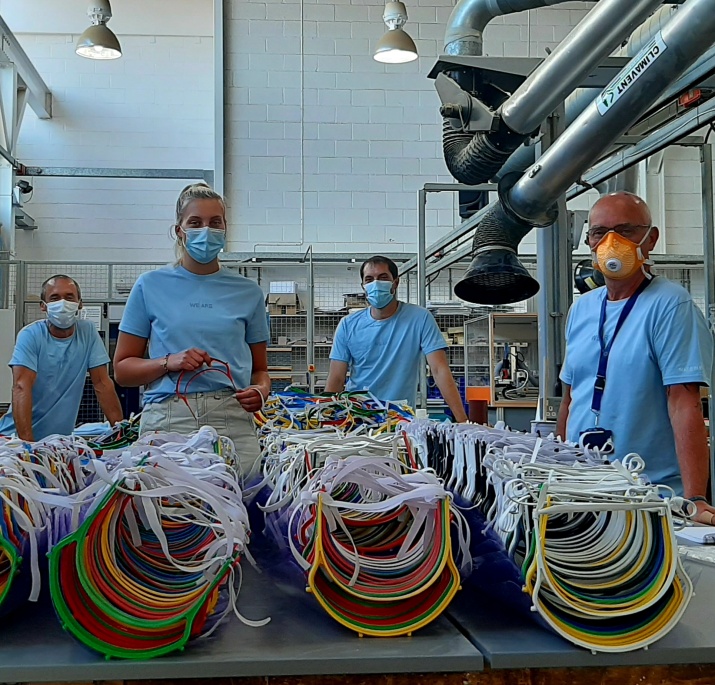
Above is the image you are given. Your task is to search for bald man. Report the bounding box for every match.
[556,192,715,522]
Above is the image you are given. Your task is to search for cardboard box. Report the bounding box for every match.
[267,293,302,315]
[344,292,367,308]
[269,281,299,294]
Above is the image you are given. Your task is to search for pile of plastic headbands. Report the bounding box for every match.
[0,435,94,616]
[0,427,262,659]
[404,421,694,653]
[253,391,413,442]
[79,415,141,453]
[252,430,470,637]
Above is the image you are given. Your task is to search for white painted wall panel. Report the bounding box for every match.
[224,0,601,255]
[7,1,213,263]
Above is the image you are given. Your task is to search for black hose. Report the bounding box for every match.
[442,119,527,185]
[471,199,532,252]
[453,198,540,305]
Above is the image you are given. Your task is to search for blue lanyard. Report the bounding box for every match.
[591,277,653,423]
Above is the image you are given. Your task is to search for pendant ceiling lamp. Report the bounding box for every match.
[374,1,418,64]
[76,0,122,61]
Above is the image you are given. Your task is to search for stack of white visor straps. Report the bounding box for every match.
[403,421,694,653]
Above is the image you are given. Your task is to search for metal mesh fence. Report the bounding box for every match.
[26,263,111,301]
[249,264,311,391]
[465,315,491,387]
[22,262,168,325]
[111,263,166,300]
[4,257,711,408]
[0,262,18,310]
[657,265,706,314]
[77,377,104,425]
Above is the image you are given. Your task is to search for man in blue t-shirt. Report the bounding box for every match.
[557,192,715,522]
[326,256,467,421]
[0,274,123,441]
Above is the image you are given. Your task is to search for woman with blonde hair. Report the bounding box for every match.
[113,183,269,473]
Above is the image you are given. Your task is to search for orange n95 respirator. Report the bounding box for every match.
[592,228,652,280]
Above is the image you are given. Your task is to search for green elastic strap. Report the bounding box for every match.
[48,477,237,660]
[0,536,21,610]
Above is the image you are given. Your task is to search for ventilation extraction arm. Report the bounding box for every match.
[454,0,715,305]
[443,0,564,56]
[494,3,680,185]
[441,0,664,185]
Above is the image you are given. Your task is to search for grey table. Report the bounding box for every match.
[0,563,484,682]
[446,557,715,669]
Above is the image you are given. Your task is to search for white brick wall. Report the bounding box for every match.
[663,146,706,255]
[225,0,594,256]
[6,0,214,263]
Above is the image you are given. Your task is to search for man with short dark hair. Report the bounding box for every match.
[557,192,715,522]
[325,256,468,421]
[0,274,123,440]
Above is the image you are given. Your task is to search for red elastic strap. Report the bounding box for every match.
[175,358,237,420]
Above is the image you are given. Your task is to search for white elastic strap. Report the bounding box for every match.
[249,386,267,411]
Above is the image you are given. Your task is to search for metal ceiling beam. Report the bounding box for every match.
[222,252,414,264]
[0,16,51,119]
[22,167,212,182]
[565,100,715,197]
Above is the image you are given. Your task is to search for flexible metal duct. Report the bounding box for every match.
[444,0,563,56]
[442,0,663,185]
[442,0,571,185]
[455,0,715,305]
[495,4,680,184]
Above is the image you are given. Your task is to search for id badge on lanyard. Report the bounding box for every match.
[579,277,653,452]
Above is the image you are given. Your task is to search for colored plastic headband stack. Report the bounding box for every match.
[254,391,413,442]
[288,453,470,637]
[402,421,694,653]
[49,428,265,659]
[526,484,692,652]
[0,435,94,617]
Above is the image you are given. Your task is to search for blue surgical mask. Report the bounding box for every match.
[44,299,80,329]
[364,280,395,309]
[183,227,226,264]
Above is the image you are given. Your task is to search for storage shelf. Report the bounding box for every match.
[275,343,331,348]
[269,313,347,318]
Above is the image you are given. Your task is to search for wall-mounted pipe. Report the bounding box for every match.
[444,0,563,56]
[455,0,715,305]
[443,0,663,185]
[494,3,680,185]
[441,0,573,190]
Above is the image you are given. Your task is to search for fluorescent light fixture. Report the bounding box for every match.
[374,1,418,64]
[76,0,122,60]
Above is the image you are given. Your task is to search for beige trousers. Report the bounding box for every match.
[139,388,261,476]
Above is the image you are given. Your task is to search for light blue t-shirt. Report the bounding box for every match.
[119,265,269,405]
[330,302,447,408]
[560,277,713,493]
[0,320,110,439]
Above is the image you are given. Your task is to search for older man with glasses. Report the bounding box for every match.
[556,191,715,523]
